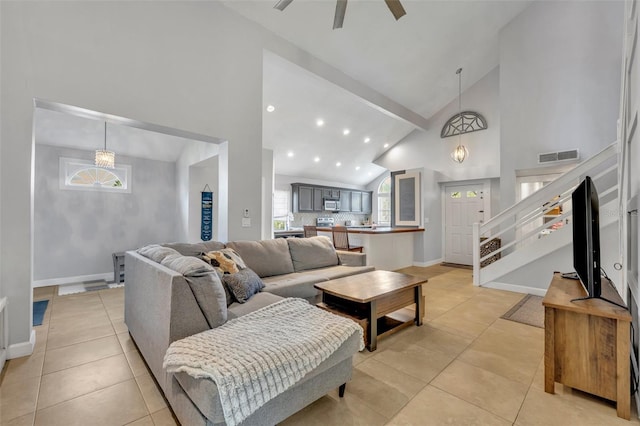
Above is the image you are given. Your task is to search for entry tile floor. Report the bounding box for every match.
[1,265,638,425]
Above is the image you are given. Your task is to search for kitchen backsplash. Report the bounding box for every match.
[292,212,369,227]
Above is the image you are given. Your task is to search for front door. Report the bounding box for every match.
[444,184,484,265]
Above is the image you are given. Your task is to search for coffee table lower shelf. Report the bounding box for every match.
[317,302,417,350]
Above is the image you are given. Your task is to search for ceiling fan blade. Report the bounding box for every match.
[333,0,348,29]
[273,0,294,11]
[384,0,406,20]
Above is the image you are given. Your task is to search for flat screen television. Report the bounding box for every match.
[570,176,625,308]
[571,176,601,298]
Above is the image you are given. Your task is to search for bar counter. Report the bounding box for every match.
[316,227,424,270]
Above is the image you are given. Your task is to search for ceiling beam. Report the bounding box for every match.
[264,47,430,132]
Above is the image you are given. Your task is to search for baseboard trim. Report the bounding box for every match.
[413,258,444,267]
[481,281,548,297]
[7,330,36,359]
[33,273,113,288]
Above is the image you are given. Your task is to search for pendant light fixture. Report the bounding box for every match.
[95,122,115,169]
[451,67,469,163]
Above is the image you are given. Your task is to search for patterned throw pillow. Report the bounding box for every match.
[202,248,247,274]
[222,268,265,303]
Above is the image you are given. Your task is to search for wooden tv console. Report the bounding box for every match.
[542,273,631,419]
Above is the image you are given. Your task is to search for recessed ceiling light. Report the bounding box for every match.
[266,105,275,112]
[287,151,294,158]
[364,137,370,143]
[368,172,372,176]
[343,129,350,136]
[355,166,360,171]
[316,119,324,127]
[336,162,342,167]
[383,143,389,148]
[313,156,320,162]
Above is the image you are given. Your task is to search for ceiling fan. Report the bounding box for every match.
[273,0,406,30]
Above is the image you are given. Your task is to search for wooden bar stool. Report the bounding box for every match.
[331,226,363,252]
[303,225,318,238]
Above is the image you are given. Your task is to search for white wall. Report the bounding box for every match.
[374,68,501,265]
[499,0,624,210]
[34,145,178,283]
[262,149,274,240]
[0,1,327,353]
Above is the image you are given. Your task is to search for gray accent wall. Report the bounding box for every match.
[34,144,178,281]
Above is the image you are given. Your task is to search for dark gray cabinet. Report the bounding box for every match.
[362,191,372,214]
[292,184,373,214]
[339,190,351,212]
[351,191,362,212]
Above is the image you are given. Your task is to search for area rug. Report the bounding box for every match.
[58,280,124,296]
[33,300,49,326]
[501,294,544,328]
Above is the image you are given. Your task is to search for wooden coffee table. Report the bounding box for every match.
[314,270,426,351]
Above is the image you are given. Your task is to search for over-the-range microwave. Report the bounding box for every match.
[323,199,340,211]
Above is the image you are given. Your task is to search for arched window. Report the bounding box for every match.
[377,176,391,226]
[60,158,131,193]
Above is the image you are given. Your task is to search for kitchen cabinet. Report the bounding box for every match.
[339,190,351,212]
[351,191,363,212]
[296,186,314,212]
[362,191,372,214]
[323,188,340,199]
[313,188,324,212]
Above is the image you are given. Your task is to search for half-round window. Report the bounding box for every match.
[60,158,131,193]
[68,167,123,188]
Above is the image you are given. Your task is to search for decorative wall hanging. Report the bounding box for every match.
[201,185,213,241]
[440,111,488,138]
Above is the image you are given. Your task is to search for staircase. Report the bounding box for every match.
[473,142,619,293]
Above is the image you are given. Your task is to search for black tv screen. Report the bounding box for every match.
[571,176,601,298]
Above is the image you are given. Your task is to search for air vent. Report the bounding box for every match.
[538,149,579,164]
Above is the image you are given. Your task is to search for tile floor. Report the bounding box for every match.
[1,265,638,425]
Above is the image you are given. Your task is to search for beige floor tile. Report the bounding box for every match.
[43,335,123,374]
[388,385,511,426]
[1,411,35,426]
[372,343,456,383]
[432,359,529,422]
[429,311,492,339]
[33,286,55,301]
[125,416,154,426]
[281,393,388,426]
[515,387,640,426]
[125,350,151,377]
[111,317,129,334]
[0,375,40,423]
[458,321,543,385]
[37,353,133,410]
[45,322,115,350]
[117,331,138,353]
[1,351,45,386]
[402,322,474,357]
[135,373,167,413]
[150,408,179,426]
[34,379,148,426]
[33,325,49,354]
[48,308,111,329]
[356,358,427,399]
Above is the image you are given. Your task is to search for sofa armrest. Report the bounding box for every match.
[336,250,367,266]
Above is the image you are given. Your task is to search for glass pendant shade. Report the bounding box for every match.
[95,122,115,169]
[451,144,468,163]
[95,149,115,169]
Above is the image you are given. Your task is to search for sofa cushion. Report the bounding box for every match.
[222,268,265,303]
[302,265,376,282]
[137,244,180,264]
[227,291,283,320]
[287,236,339,272]
[160,254,227,328]
[163,241,224,258]
[226,239,294,278]
[261,271,326,299]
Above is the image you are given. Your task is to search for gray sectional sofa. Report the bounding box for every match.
[124,236,374,425]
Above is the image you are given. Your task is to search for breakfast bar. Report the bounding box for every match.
[316,227,424,270]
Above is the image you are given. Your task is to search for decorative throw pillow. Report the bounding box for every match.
[202,248,247,274]
[222,268,265,303]
[137,244,181,264]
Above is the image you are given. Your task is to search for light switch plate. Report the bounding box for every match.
[243,209,250,218]
[242,218,251,227]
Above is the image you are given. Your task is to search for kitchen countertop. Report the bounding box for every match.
[315,227,424,235]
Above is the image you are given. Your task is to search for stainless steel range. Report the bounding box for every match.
[316,217,335,227]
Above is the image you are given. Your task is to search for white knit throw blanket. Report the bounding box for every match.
[163,298,364,426]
